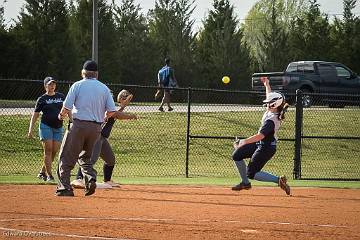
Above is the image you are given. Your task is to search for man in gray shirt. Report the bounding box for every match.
[56,60,116,197]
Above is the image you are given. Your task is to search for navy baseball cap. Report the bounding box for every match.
[83,60,98,71]
[44,77,56,85]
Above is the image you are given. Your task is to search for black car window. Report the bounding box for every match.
[335,66,351,78]
[286,63,298,72]
[318,64,337,82]
[304,63,315,73]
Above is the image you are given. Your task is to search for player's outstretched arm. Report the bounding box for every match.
[113,111,137,120]
[260,77,271,97]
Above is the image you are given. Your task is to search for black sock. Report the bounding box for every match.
[76,168,83,179]
[103,164,114,182]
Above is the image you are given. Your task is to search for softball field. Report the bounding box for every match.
[0,184,359,240]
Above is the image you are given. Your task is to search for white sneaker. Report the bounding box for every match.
[71,179,85,189]
[104,180,120,187]
[96,182,113,189]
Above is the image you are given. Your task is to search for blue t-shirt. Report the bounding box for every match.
[63,78,116,123]
[34,92,65,129]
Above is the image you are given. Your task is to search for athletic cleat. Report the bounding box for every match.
[231,182,252,191]
[55,189,74,197]
[96,182,113,189]
[158,107,164,112]
[71,179,85,189]
[37,172,47,181]
[168,107,174,112]
[279,176,291,195]
[85,180,96,196]
[104,180,120,188]
[46,175,55,182]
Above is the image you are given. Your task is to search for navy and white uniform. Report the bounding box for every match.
[232,111,281,179]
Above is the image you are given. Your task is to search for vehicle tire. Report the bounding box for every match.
[300,88,312,108]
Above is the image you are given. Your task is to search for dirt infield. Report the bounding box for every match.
[0,185,359,240]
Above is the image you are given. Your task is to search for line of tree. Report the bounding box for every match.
[0,0,359,90]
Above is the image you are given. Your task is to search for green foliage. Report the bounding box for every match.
[111,0,154,85]
[242,0,307,71]
[12,0,76,80]
[196,0,251,89]
[148,0,197,87]
[1,0,360,87]
[288,0,332,61]
[331,0,360,73]
[0,1,4,30]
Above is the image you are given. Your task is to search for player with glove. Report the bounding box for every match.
[71,89,137,189]
[231,77,291,195]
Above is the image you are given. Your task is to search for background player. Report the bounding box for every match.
[231,77,291,195]
[71,89,137,189]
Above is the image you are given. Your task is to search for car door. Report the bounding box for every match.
[334,65,360,94]
[318,64,339,93]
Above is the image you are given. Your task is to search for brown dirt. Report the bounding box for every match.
[0,184,359,240]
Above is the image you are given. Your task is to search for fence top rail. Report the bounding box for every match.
[2,78,360,97]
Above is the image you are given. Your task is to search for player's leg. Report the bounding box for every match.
[164,90,173,111]
[77,122,101,196]
[56,122,86,196]
[39,123,53,181]
[231,143,257,190]
[247,145,276,183]
[47,127,63,182]
[100,139,118,187]
[41,141,52,180]
[248,146,291,195]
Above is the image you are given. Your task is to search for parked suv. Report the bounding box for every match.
[252,61,360,107]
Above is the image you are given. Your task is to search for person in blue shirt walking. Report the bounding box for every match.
[28,77,65,182]
[231,77,291,195]
[156,57,177,112]
[56,60,116,197]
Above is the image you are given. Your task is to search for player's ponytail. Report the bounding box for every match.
[277,103,289,121]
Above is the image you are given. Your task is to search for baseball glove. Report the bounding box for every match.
[117,89,133,108]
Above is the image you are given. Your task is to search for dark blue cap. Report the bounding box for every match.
[83,60,98,71]
[44,77,56,85]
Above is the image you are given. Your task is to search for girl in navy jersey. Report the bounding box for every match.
[28,77,65,182]
[231,77,291,195]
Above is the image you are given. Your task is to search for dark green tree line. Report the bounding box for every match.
[0,0,359,91]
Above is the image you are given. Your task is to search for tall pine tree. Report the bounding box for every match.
[195,0,250,89]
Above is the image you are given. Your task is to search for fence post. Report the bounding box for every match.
[293,89,303,179]
[185,87,192,178]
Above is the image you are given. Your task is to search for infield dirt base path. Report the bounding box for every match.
[0,185,359,240]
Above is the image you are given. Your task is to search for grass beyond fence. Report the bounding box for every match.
[0,107,359,180]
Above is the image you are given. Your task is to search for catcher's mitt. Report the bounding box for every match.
[117,89,133,108]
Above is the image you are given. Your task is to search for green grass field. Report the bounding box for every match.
[0,106,359,187]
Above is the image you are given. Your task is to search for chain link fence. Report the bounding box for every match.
[0,79,359,180]
[294,91,360,180]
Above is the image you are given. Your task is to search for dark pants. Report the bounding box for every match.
[76,136,115,180]
[57,119,101,191]
[232,142,276,179]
